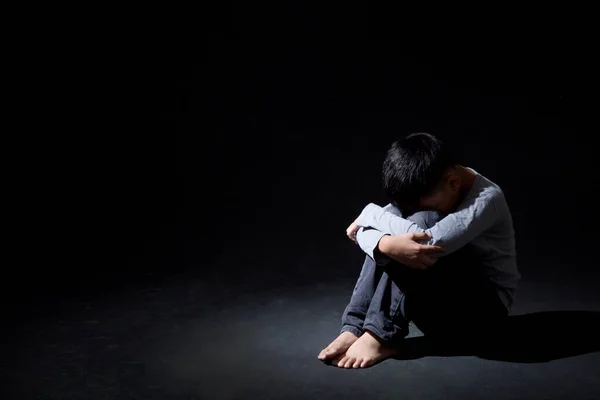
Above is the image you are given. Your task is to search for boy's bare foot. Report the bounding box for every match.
[318,331,360,361]
[334,329,399,369]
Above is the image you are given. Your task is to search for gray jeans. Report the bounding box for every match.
[341,211,508,345]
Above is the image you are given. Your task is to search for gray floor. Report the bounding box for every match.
[3,242,599,399]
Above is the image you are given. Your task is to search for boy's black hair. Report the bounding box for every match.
[382,132,458,212]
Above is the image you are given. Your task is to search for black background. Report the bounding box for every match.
[3,11,600,399]
[19,38,598,299]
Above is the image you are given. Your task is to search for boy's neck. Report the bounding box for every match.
[455,165,477,205]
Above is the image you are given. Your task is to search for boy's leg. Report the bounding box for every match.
[320,253,383,362]
[360,211,442,345]
[339,254,385,337]
[391,217,508,342]
[341,210,507,346]
[340,211,438,341]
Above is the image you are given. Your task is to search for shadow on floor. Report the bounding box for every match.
[394,310,600,363]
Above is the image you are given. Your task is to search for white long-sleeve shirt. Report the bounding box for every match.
[355,167,520,312]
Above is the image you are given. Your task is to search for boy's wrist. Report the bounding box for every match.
[376,234,391,255]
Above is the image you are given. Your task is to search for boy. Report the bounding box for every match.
[317,132,520,369]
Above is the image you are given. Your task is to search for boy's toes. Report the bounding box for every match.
[319,346,339,360]
[318,346,333,359]
[344,357,355,368]
[337,356,349,367]
[318,348,328,359]
[352,358,362,369]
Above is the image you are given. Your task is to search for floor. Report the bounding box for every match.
[2,240,599,399]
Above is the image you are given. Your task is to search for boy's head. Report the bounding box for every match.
[382,132,463,215]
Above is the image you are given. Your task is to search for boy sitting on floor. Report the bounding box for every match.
[318,132,520,368]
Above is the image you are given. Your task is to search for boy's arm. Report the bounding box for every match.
[354,202,402,266]
[355,226,392,266]
[355,193,499,258]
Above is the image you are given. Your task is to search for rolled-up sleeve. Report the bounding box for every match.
[355,227,391,266]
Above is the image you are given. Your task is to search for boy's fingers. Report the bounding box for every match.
[411,232,431,240]
[420,245,445,253]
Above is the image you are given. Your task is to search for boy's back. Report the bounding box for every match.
[449,167,520,311]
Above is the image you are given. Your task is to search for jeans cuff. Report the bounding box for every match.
[340,324,363,337]
[363,323,407,345]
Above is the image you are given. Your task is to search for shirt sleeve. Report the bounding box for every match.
[353,202,402,266]
[355,193,499,258]
[355,226,391,266]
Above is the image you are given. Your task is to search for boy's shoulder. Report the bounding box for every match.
[470,168,504,198]
[470,169,512,216]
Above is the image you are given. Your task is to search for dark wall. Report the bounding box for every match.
[9,38,598,306]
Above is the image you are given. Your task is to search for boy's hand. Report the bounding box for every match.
[378,233,445,270]
[346,219,360,244]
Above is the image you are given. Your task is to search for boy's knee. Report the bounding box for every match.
[406,211,443,229]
